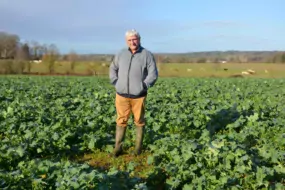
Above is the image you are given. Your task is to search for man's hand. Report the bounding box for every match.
[143,82,147,90]
[109,54,119,85]
[143,52,158,89]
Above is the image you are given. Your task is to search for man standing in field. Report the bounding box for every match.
[109,29,158,157]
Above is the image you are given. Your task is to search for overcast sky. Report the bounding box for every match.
[0,0,284,54]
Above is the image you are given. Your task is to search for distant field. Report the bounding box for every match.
[1,60,285,78]
[158,63,285,78]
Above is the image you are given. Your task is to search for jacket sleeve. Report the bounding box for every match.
[109,54,119,85]
[144,52,158,89]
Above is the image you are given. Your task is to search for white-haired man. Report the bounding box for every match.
[109,29,158,157]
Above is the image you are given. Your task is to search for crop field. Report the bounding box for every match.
[0,76,285,189]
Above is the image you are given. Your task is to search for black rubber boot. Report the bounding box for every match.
[134,126,145,156]
[113,125,126,157]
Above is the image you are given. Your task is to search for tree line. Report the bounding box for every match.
[0,31,76,74]
[0,31,285,74]
[153,51,285,64]
[0,31,60,60]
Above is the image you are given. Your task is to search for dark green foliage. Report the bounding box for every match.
[0,76,285,189]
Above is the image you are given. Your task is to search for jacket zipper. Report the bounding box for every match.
[127,54,134,95]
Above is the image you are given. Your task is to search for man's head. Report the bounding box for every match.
[125,29,141,53]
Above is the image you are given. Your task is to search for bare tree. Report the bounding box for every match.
[16,43,31,60]
[29,41,40,60]
[0,32,20,59]
[39,43,49,58]
[14,43,31,73]
[67,50,78,73]
[42,44,60,74]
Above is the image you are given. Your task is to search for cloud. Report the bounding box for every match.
[211,34,271,45]
[202,20,245,28]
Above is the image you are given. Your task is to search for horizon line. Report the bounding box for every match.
[66,50,285,55]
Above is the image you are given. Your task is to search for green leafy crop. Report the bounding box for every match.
[0,76,284,189]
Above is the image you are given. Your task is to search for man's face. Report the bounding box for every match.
[126,35,140,52]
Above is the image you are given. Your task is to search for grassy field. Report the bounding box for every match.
[33,61,285,78]
[2,60,285,78]
[160,63,285,78]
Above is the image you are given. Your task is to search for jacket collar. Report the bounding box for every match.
[128,45,144,54]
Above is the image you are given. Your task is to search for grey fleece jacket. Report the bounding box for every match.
[109,46,158,98]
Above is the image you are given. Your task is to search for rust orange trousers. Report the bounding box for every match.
[115,93,146,127]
